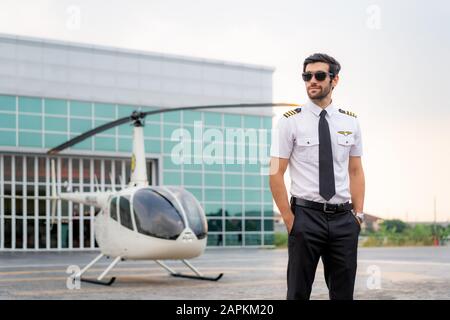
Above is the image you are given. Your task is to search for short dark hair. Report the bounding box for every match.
[303,53,341,78]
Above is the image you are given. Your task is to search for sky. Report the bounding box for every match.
[0,0,449,222]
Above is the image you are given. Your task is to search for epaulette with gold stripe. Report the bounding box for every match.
[283,107,302,118]
[338,108,357,118]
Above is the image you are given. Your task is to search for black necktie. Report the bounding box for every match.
[319,110,336,201]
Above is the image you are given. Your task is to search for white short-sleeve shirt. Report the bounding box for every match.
[270,100,363,204]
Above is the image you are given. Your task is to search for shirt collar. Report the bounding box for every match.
[305,99,336,117]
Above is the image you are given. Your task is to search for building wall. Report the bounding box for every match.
[0,33,273,116]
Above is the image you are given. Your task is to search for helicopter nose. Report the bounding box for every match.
[179,228,196,243]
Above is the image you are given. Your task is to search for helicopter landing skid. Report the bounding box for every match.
[73,254,121,286]
[171,272,224,281]
[80,277,116,286]
[155,259,224,282]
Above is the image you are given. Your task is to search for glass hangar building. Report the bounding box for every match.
[0,33,275,251]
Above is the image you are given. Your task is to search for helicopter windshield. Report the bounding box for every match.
[157,187,207,239]
[132,189,185,240]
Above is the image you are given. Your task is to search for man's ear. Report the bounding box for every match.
[332,74,339,89]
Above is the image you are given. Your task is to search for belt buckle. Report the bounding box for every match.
[323,202,335,214]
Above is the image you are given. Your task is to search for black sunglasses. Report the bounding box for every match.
[302,71,334,82]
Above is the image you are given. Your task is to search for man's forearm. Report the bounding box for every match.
[349,170,365,212]
[269,173,292,217]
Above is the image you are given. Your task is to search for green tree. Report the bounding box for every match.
[381,219,408,233]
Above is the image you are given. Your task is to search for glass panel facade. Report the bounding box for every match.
[0,94,275,250]
[70,101,92,117]
[19,114,41,130]
[19,96,41,113]
[45,99,67,115]
[0,95,16,112]
[1,114,17,129]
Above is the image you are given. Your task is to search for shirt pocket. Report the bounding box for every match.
[295,137,319,163]
[336,135,355,161]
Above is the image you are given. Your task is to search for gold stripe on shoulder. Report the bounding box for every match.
[283,107,302,118]
[338,108,357,118]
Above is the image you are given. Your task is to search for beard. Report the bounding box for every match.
[307,82,332,101]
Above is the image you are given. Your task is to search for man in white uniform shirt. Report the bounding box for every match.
[270,53,365,300]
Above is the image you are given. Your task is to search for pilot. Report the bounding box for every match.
[269,53,365,300]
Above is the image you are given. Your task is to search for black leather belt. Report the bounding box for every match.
[292,197,353,214]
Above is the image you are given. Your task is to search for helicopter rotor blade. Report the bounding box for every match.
[46,102,299,155]
[47,116,132,155]
[140,102,299,117]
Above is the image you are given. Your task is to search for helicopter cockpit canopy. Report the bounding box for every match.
[129,187,207,240]
[155,187,207,239]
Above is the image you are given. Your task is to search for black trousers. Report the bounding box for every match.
[287,203,360,300]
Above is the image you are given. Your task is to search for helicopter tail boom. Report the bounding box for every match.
[58,191,113,209]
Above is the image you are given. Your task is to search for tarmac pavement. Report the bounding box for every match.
[1,246,450,300]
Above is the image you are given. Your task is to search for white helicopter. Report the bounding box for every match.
[47,102,298,286]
